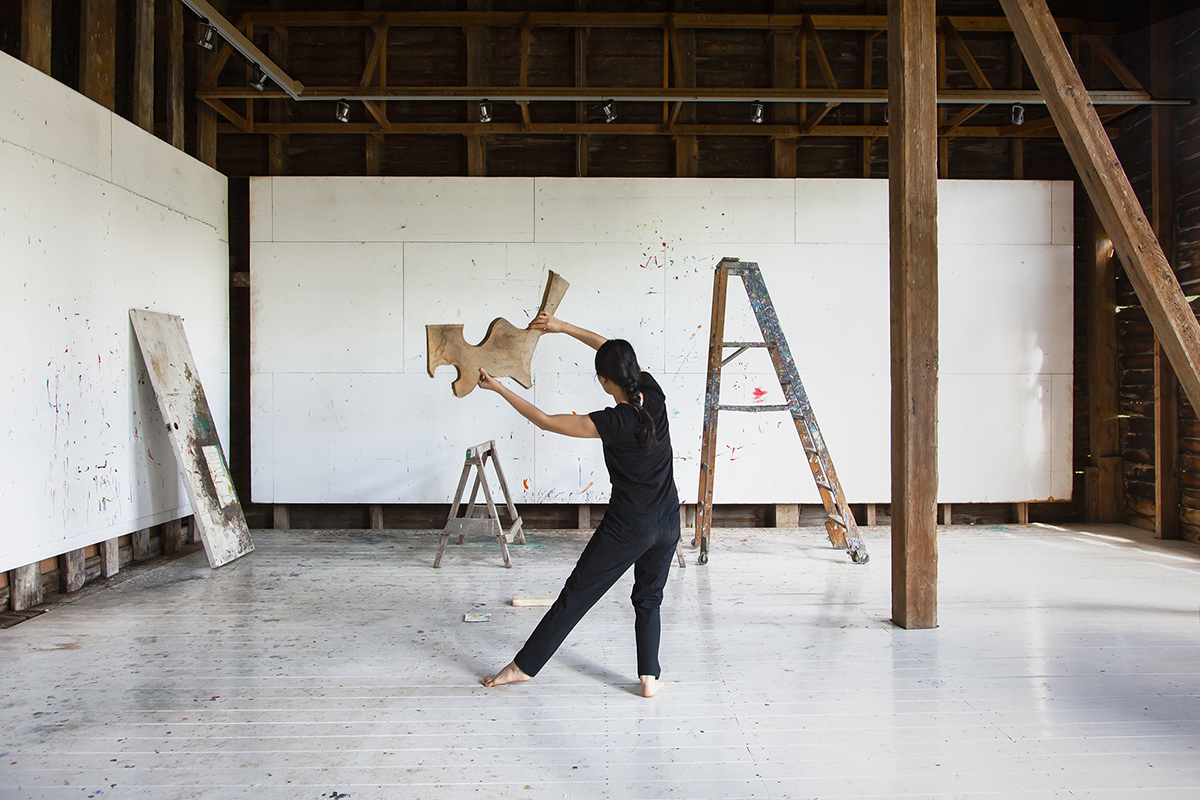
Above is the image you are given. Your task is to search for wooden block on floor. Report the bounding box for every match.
[59,549,86,593]
[132,528,151,561]
[101,538,120,578]
[577,503,591,529]
[866,503,878,526]
[163,518,183,555]
[512,594,557,607]
[274,504,290,530]
[774,503,799,527]
[9,563,43,611]
[370,504,384,530]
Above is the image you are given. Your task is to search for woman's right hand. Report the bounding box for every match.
[528,311,564,333]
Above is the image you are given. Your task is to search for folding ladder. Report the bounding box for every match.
[695,257,869,566]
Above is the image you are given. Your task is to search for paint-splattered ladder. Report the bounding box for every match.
[695,257,869,566]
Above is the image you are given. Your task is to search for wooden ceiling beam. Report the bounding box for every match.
[215,121,1089,139]
[231,11,1110,35]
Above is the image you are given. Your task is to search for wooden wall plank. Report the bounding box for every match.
[888,0,939,631]
[673,0,697,178]
[80,0,116,111]
[771,0,798,178]
[1085,206,1123,522]
[21,0,53,75]
[1001,0,1200,418]
[1152,14,1181,540]
[163,518,183,555]
[169,0,185,150]
[134,0,154,132]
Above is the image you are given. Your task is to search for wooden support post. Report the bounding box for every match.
[466,2,487,176]
[9,563,44,611]
[577,504,591,529]
[163,518,183,555]
[673,0,698,178]
[1152,14,1180,540]
[940,504,952,526]
[1010,37,1025,179]
[273,504,290,530]
[1001,0,1200,417]
[21,0,53,75]
[771,0,798,178]
[132,528,151,561]
[365,135,381,176]
[866,503,878,526]
[80,0,116,111]
[101,538,120,578]
[133,0,154,132]
[889,0,939,630]
[1084,205,1124,522]
[370,504,384,530]
[1013,502,1030,525]
[168,0,185,150]
[58,549,86,593]
[774,504,799,528]
[575,4,588,177]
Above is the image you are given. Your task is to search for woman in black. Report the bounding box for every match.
[478,312,680,698]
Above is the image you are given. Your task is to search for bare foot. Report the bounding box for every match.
[482,661,531,688]
[640,675,664,698]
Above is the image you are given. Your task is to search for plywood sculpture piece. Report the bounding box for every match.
[427,271,569,397]
[130,310,253,568]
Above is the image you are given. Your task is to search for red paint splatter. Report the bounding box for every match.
[725,445,742,461]
[580,481,594,493]
[523,479,529,490]
[752,387,768,402]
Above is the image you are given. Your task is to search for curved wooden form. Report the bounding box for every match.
[427,271,569,398]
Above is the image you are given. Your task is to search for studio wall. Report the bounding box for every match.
[0,52,230,572]
[251,176,1073,507]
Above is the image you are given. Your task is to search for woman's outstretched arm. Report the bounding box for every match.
[528,312,607,351]
[478,369,599,439]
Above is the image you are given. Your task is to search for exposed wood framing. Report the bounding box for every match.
[133,0,154,132]
[466,3,487,177]
[58,549,85,593]
[1003,0,1200,420]
[132,527,151,560]
[21,0,53,75]
[163,518,184,555]
[101,538,120,579]
[574,7,588,177]
[80,0,116,111]
[1010,37,1025,178]
[370,505,384,530]
[889,0,939,631]
[169,0,185,150]
[672,2,698,178]
[1152,15,1180,540]
[8,563,43,611]
[268,3,288,176]
[1085,206,1123,523]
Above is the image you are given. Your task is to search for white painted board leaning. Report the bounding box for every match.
[130,310,252,568]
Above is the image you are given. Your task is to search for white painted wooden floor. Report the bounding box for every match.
[3,522,1199,799]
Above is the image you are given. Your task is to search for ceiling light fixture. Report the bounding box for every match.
[1011,103,1025,126]
[336,101,351,123]
[196,21,216,51]
[479,100,492,123]
[751,102,764,124]
[251,65,269,92]
[602,100,616,123]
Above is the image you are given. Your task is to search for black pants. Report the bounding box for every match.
[514,501,680,679]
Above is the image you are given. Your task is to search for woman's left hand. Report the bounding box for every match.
[478,368,501,393]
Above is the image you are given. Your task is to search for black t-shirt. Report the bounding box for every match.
[588,372,679,511]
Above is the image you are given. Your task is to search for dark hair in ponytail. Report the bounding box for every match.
[595,339,657,449]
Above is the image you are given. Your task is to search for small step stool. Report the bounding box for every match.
[435,440,525,568]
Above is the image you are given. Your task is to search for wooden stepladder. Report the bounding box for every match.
[435,440,525,568]
[695,258,869,566]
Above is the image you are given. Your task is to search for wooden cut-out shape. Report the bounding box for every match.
[427,271,570,397]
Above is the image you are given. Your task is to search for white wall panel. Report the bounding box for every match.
[536,178,796,244]
[0,52,110,182]
[1,53,228,572]
[266,176,535,243]
[251,176,1073,506]
[253,242,405,374]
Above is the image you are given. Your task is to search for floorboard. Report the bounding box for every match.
[2,523,1198,798]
